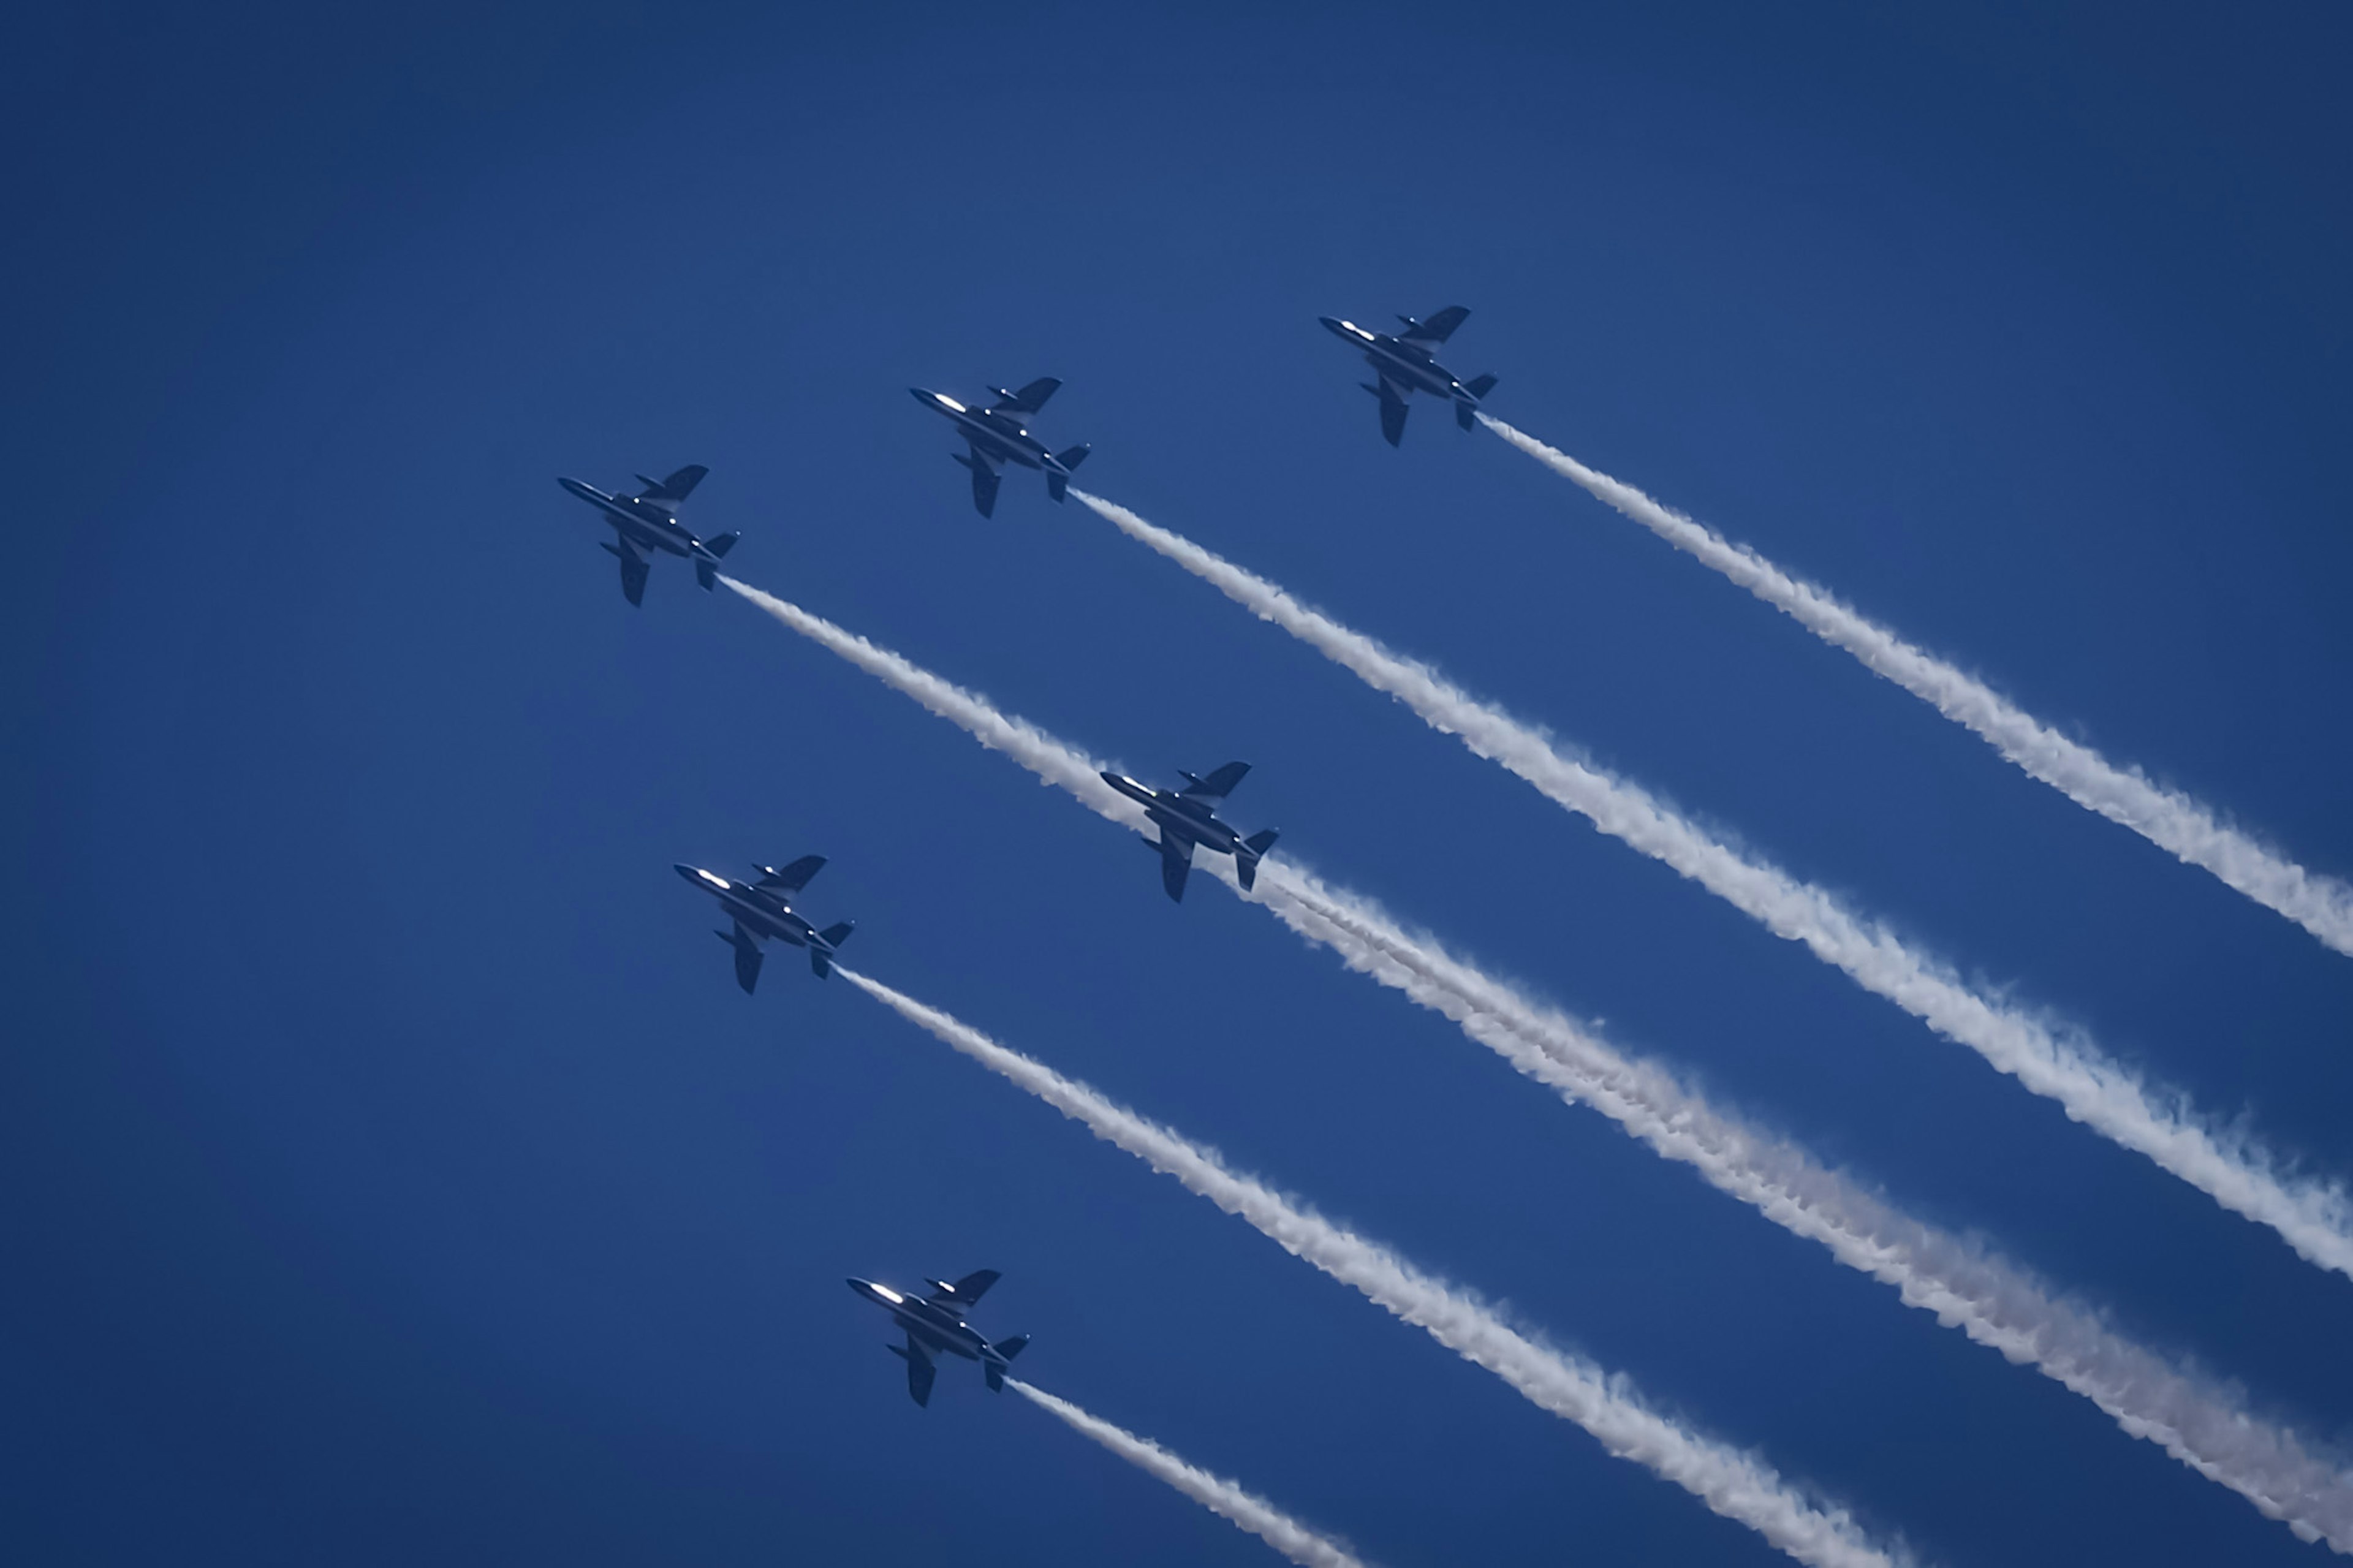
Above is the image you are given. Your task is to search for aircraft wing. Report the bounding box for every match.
[1374,378,1410,447]
[756,854,826,893]
[988,377,1061,415]
[1398,306,1469,347]
[900,1333,937,1406]
[958,443,1005,518]
[1178,761,1251,801]
[1158,831,1195,903]
[633,464,708,507]
[727,922,764,994]
[603,536,653,606]
[930,1268,999,1307]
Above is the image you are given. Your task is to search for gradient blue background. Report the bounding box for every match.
[7,4,2350,1563]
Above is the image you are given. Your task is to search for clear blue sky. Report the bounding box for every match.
[7,4,2350,1563]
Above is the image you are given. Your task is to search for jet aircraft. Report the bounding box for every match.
[1100,762,1279,903]
[556,465,740,606]
[1318,308,1498,446]
[909,378,1091,517]
[847,1270,1029,1407]
[674,855,854,993]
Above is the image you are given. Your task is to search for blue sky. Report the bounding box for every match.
[7,3,2351,1563]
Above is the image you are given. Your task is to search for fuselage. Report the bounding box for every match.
[847,1278,1001,1363]
[557,477,711,559]
[1317,317,1475,403]
[675,864,824,949]
[909,389,1075,475]
[1101,773,1245,857]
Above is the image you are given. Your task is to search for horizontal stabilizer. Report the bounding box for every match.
[996,1333,1028,1362]
[705,531,739,559]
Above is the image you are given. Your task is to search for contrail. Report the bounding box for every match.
[838,968,1908,1568]
[1063,491,2353,1285]
[718,575,2353,1549]
[1478,412,2353,959]
[1006,1379,1371,1568]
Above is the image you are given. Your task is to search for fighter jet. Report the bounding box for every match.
[847,1270,1029,1407]
[909,378,1091,518]
[556,465,741,606]
[1099,762,1279,903]
[673,855,854,993]
[1317,308,1498,447]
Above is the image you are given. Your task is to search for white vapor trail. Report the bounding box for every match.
[1062,491,2353,1285]
[839,968,1906,1568]
[718,574,2353,1550]
[1479,412,2353,959]
[1007,1380,1370,1568]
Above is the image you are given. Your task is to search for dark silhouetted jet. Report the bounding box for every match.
[556,466,740,605]
[909,379,1091,517]
[1318,308,1497,446]
[1100,762,1279,903]
[674,855,854,993]
[847,1270,1029,1406]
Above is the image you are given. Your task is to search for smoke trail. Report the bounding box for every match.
[1479,412,2353,959]
[838,969,1906,1568]
[1063,490,2353,1284]
[1006,1381,1370,1568]
[717,574,2353,1549]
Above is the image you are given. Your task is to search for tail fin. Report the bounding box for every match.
[1045,445,1090,502]
[1457,375,1497,431]
[810,920,855,977]
[695,532,740,589]
[1236,828,1280,891]
[997,1333,1028,1362]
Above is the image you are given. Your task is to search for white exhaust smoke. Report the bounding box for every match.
[1006,1379,1370,1568]
[1478,413,2353,959]
[1060,493,2353,1284]
[718,574,2353,1550]
[839,969,1909,1568]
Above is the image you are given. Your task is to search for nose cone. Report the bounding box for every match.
[556,475,596,501]
[1317,316,1354,340]
[846,1277,872,1297]
[675,863,711,887]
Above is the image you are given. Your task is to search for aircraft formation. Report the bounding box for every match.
[554,310,1468,1425]
[548,301,2349,1567]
